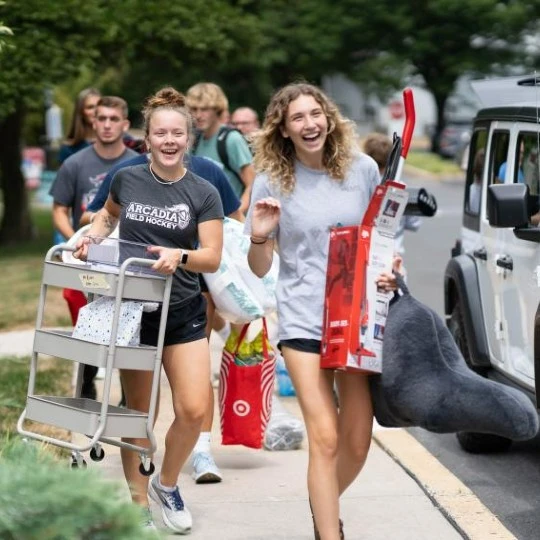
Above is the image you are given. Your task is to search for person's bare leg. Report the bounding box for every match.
[159,338,210,486]
[212,311,227,332]
[334,372,373,495]
[200,292,215,435]
[282,347,342,540]
[119,369,159,506]
[191,293,222,483]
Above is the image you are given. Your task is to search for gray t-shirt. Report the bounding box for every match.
[245,155,379,342]
[110,163,224,306]
[49,145,137,228]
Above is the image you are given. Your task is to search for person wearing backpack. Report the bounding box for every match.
[187,83,255,214]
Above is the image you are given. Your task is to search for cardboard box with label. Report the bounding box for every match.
[321,181,409,373]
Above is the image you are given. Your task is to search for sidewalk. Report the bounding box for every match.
[3,326,466,539]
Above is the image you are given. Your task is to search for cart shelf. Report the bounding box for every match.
[26,395,148,439]
[34,329,157,371]
[42,260,166,302]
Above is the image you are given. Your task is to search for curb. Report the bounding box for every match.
[373,429,516,540]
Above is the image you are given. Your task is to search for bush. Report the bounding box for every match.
[0,439,157,539]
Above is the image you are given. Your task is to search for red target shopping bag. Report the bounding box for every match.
[218,318,275,449]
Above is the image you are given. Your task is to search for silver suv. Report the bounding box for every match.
[444,74,540,453]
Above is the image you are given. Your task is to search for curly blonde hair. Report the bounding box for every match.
[252,82,357,194]
[142,87,192,143]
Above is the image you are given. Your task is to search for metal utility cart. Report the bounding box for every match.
[17,241,172,474]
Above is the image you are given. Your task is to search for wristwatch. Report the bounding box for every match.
[179,249,188,266]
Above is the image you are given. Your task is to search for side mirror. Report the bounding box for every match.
[487,184,529,228]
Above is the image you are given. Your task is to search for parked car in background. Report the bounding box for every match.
[437,120,471,161]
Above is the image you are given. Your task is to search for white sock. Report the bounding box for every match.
[157,474,175,492]
[193,432,211,454]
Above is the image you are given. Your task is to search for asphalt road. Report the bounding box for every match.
[403,172,540,540]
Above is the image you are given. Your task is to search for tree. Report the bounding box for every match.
[0,1,266,245]
[0,0,114,244]
[106,0,264,124]
[335,0,540,151]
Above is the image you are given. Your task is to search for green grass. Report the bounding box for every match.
[0,206,69,330]
[407,150,463,175]
[0,205,57,259]
[0,355,72,448]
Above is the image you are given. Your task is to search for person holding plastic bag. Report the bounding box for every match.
[245,82,401,540]
[74,87,223,534]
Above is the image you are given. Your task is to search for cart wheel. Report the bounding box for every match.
[139,461,155,476]
[90,446,105,462]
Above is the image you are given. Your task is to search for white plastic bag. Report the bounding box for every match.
[264,395,305,451]
[72,296,143,346]
[204,218,279,323]
[202,253,264,323]
[223,218,278,314]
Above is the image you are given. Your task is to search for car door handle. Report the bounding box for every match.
[473,248,487,260]
[496,256,513,271]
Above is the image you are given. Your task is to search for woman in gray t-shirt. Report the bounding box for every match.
[75,87,223,534]
[246,82,401,539]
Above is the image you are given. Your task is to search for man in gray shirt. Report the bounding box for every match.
[49,96,137,399]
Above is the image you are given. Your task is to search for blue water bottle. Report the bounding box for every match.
[276,354,296,397]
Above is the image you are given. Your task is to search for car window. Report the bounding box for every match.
[517,132,540,194]
[490,130,510,184]
[465,129,487,216]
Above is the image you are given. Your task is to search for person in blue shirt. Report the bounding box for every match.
[81,147,242,487]
[83,153,241,221]
[496,141,525,184]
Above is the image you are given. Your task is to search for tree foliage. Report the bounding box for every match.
[0,0,113,243]
[334,0,540,149]
[1,0,539,244]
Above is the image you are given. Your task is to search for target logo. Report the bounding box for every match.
[232,400,251,417]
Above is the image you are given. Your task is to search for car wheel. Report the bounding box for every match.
[448,299,513,453]
[448,301,485,374]
[455,432,513,454]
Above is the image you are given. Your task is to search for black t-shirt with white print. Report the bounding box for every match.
[110,163,224,306]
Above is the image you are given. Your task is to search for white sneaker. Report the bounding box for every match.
[148,476,192,534]
[191,451,223,484]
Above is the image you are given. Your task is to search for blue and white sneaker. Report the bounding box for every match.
[191,451,223,484]
[149,476,192,534]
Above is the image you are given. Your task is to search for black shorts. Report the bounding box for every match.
[198,273,209,293]
[278,338,321,355]
[140,294,207,347]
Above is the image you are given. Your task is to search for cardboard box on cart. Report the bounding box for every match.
[321,181,408,373]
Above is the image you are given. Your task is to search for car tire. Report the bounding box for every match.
[447,301,485,374]
[448,299,513,453]
[455,432,513,454]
